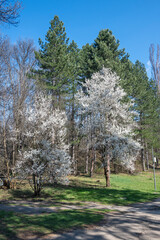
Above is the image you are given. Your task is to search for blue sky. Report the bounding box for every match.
[1,0,160,76]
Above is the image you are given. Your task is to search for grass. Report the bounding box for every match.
[0,209,104,240]
[42,173,160,205]
[0,172,160,238]
[0,172,160,206]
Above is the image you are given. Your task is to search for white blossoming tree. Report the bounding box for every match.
[15,93,71,196]
[76,68,140,187]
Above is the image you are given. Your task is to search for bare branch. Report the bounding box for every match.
[149,44,160,92]
[0,0,21,25]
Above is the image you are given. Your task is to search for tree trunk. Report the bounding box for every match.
[3,102,11,189]
[33,175,41,196]
[90,148,96,177]
[113,161,118,174]
[140,115,145,171]
[90,158,94,177]
[33,174,36,196]
[85,145,89,174]
[141,148,146,171]
[145,143,149,170]
[156,158,159,167]
[70,96,78,176]
[104,154,110,187]
[73,145,78,176]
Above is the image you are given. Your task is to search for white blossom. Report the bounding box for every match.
[15,93,71,193]
[76,67,140,171]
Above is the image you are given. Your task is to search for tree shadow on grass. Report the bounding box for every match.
[52,212,160,240]
[10,189,33,199]
[10,189,52,200]
[0,211,21,240]
[0,209,103,239]
[45,184,159,205]
[8,183,159,206]
[1,208,160,240]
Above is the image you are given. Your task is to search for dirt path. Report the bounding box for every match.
[0,199,160,239]
[0,200,123,214]
[47,210,160,240]
[43,199,160,240]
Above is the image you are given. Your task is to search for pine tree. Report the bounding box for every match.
[67,40,81,175]
[80,29,132,84]
[80,28,160,172]
[34,17,82,173]
[125,61,160,170]
[34,16,69,108]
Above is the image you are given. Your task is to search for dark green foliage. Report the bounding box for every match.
[67,40,81,103]
[129,61,160,149]
[80,29,132,84]
[80,28,160,162]
[34,16,81,109]
[34,16,70,107]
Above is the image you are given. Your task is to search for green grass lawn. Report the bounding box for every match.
[43,172,160,205]
[0,172,160,239]
[0,172,159,205]
[0,209,104,240]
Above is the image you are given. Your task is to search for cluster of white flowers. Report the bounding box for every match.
[76,67,140,170]
[15,93,71,187]
[104,135,140,171]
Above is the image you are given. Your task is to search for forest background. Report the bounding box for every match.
[0,0,160,194]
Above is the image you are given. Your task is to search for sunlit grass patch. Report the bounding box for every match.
[0,172,160,205]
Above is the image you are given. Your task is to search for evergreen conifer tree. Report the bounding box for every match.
[34,16,69,107]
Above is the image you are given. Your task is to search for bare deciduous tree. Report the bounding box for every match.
[0,38,36,188]
[149,44,160,92]
[0,0,21,25]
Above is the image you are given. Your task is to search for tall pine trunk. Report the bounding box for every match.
[70,96,78,176]
[141,148,146,171]
[145,142,149,170]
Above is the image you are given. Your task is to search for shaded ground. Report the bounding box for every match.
[0,198,160,239]
[41,199,160,240]
[1,173,160,239]
[1,172,160,206]
[48,211,160,240]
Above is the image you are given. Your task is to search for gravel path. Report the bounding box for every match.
[1,199,160,239]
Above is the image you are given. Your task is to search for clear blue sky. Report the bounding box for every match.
[1,0,160,76]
